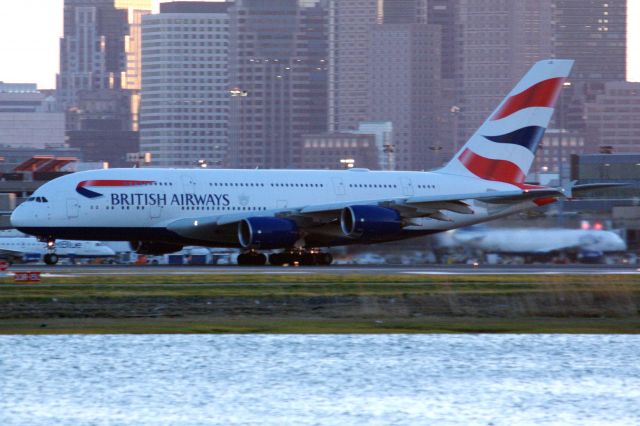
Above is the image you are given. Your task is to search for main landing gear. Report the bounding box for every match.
[43,238,59,266]
[237,249,333,266]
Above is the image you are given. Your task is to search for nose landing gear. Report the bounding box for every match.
[43,238,59,266]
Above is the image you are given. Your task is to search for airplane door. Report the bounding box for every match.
[401,178,414,196]
[66,198,79,218]
[149,189,165,219]
[332,177,346,196]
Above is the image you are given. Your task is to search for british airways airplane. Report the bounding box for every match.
[10,60,611,266]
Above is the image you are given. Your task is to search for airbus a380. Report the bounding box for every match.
[10,60,615,266]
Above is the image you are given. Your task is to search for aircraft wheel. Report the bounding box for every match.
[44,253,59,266]
[301,253,318,266]
[318,253,333,266]
[253,253,267,266]
[238,252,266,266]
[269,253,286,266]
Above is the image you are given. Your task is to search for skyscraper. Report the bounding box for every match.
[228,0,328,169]
[551,0,627,132]
[116,0,153,131]
[328,0,430,133]
[140,1,231,168]
[552,0,626,84]
[455,0,552,144]
[327,0,379,132]
[368,24,441,170]
[57,0,151,131]
[57,0,129,109]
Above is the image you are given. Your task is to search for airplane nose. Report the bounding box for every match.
[10,205,28,228]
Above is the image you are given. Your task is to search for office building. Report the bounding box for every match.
[583,82,640,154]
[299,133,379,170]
[0,83,65,149]
[368,24,441,170]
[552,0,626,84]
[454,0,552,145]
[328,0,429,133]
[327,0,379,132]
[57,0,128,109]
[116,1,153,131]
[532,129,586,180]
[57,0,151,132]
[140,1,231,167]
[228,0,328,169]
[551,0,627,132]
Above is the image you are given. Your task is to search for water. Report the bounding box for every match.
[1,335,639,425]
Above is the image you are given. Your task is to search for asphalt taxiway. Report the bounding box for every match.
[4,263,640,276]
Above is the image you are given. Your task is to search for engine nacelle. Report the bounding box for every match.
[340,205,402,240]
[238,217,299,250]
[130,241,183,256]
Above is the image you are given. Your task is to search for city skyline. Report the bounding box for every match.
[0,0,638,89]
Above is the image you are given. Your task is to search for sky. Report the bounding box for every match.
[0,0,638,89]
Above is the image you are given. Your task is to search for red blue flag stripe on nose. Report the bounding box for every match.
[76,180,155,198]
[492,77,565,121]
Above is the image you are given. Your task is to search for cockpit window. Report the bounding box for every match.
[25,196,48,203]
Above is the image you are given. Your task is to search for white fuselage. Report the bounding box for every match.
[451,228,627,253]
[0,237,115,259]
[10,168,542,248]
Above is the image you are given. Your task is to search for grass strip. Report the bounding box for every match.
[2,317,640,334]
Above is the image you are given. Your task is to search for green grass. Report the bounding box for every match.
[1,274,639,300]
[3,317,640,334]
[1,273,639,334]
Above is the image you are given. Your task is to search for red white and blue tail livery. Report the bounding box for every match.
[11,59,616,265]
[441,59,572,186]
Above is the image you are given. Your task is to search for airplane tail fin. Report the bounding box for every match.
[439,59,574,185]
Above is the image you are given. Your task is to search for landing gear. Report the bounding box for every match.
[268,250,333,266]
[237,251,267,266]
[43,238,58,265]
[43,253,59,266]
[236,249,333,266]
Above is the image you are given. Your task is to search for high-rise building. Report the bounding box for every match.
[455,0,552,145]
[57,0,151,133]
[140,1,231,168]
[551,0,627,132]
[381,0,427,24]
[228,0,328,169]
[327,0,379,132]
[57,0,129,109]
[583,82,640,154]
[426,0,457,78]
[328,0,429,133]
[115,1,153,131]
[552,0,626,84]
[368,24,441,170]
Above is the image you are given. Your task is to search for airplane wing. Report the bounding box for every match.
[167,187,566,241]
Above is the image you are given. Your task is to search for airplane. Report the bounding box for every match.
[447,226,626,261]
[10,59,619,266]
[0,233,115,265]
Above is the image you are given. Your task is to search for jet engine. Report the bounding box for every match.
[238,217,299,249]
[130,241,184,255]
[340,205,402,240]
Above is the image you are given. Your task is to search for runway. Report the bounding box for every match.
[4,263,640,276]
